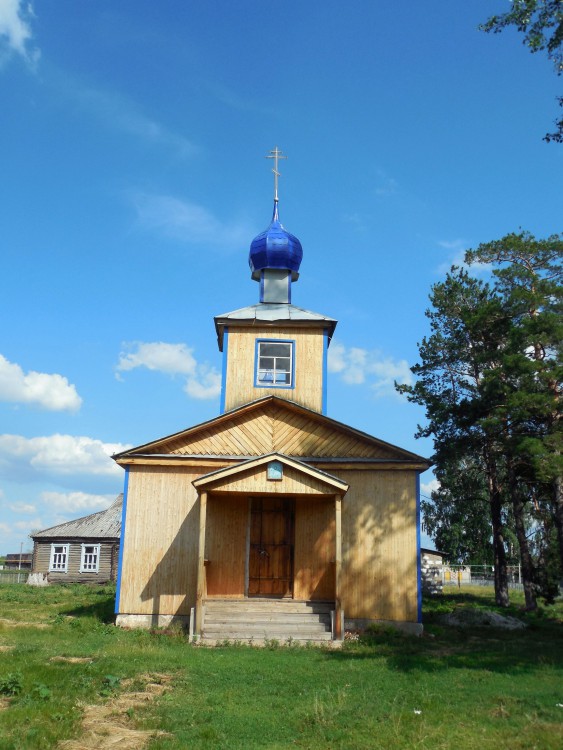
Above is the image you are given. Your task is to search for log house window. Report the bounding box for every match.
[80,544,100,573]
[255,340,294,388]
[49,543,69,572]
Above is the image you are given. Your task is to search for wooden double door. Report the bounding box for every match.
[248,497,294,597]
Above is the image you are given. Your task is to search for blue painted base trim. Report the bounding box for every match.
[416,473,422,623]
[322,329,328,415]
[114,468,129,615]
[220,328,228,413]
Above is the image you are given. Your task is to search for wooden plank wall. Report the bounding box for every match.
[147,401,413,462]
[118,465,213,616]
[33,540,117,583]
[293,498,335,600]
[205,495,247,597]
[338,470,418,623]
[224,327,324,413]
[209,465,331,496]
[117,462,419,623]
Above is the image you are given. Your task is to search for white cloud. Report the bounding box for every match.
[375,169,398,197]
[0,354,82,411]
[375,179,398,197]
[341,213,366,232]
[184,367,221,400]
[8,502,36,514]
[0,0,39,66]
[0,434,129,481]
[437,240,491,276]
[117,341,221,401]
[328,341,412,398]
[117,342,196,376]
[39,491,115,513]
[14,517,43,532]
[0,522,11,535]
[76,86,196,159]
[421,478,439,498]
[131,192,252,250]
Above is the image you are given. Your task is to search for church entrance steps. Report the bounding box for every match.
[201,599,333,642]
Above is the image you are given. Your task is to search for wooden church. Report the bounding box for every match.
[113,151,430,640]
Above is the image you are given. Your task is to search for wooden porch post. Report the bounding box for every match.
[335,493,343,640]
[195,490,207,636]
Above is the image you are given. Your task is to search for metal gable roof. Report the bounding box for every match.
[214,303,337,350]
[32,495,123,540]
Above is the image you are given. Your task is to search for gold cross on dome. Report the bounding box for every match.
[265,146,287,201]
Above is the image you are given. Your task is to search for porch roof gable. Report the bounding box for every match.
[193,452,349,494]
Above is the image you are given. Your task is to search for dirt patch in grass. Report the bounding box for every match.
[0,617,49,629]
[59,673,172,750]
[50,656,94,664]
[0,644,14,652]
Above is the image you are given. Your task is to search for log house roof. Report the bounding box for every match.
[32,495,123,540]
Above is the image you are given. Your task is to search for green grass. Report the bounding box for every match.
[0,584,562,749]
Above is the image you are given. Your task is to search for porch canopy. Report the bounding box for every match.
[192,452,349,637]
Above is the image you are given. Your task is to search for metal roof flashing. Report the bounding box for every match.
[214,303,337,351]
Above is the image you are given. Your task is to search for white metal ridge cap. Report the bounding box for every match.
[214,303,336,322]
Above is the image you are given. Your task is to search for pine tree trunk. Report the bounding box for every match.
[486,450,510,606]
[508,462,537,610]
[553,473,563,581]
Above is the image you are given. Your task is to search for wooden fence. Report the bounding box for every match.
[0,571,29,584]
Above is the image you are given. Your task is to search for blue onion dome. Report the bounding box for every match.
[248,201,303,281]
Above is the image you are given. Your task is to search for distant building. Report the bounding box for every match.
[31,495,122,583]
[420,548,446,595]
[4,553,33,570]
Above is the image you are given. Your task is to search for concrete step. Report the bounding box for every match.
[202,599,334,641]
[205,599,331,611]
[205,615,331,626]
[202,631,333,642]
[205,621,328,633]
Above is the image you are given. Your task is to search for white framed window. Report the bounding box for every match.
[255,339,294,388]
[49,543,69,572]
[80,543,100,573]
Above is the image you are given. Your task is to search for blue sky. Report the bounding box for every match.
[0,0,560,555]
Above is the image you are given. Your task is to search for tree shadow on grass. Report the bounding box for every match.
[323,591,563,677]
[58,589,116,624]
[325,626,563,676]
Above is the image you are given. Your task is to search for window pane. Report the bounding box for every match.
[259,357,274,370]
[261,343,290,357]
[275,357,291,372]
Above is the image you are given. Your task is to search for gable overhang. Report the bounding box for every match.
[192,452,349,495]
[214,304,338,352]
[113,395,431,471]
